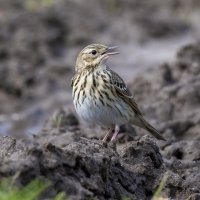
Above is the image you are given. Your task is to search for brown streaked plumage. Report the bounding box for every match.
[71,44,166,143]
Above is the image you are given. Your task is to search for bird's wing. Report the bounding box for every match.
[109,69,143,116]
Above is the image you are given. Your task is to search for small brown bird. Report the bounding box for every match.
[71,44,166,143]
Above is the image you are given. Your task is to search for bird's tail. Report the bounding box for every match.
[137,115,166,141]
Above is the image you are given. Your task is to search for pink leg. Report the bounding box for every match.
[111,125,120,142]
[103,128,113,143]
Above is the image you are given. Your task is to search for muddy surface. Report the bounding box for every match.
[0,0,200,199]
[0,135,164,200]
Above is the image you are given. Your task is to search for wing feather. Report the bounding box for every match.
[109,69,143,116]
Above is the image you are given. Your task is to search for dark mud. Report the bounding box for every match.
[0,135,164,200]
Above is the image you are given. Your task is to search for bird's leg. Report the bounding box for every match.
[102,128,113,144]
[111,125,120,142]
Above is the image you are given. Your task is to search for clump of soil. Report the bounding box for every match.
[0,135,164,199]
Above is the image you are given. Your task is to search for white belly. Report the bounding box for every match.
[73,95,130,127]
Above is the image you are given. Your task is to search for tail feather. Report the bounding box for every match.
[138,116,166,141]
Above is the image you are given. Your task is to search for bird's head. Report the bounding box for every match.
[75,44,118,72]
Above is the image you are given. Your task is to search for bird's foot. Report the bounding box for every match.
[110,125,120,142]
[102,128,114,144]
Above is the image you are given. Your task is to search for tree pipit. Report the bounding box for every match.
[71,44,166,144]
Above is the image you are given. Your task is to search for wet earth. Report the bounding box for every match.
[0,0,200,199]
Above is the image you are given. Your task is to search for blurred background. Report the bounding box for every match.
[0,0,200,137]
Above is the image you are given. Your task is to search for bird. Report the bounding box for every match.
[71,44,166,144]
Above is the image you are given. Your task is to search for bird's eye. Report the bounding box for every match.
[91,50,97,55]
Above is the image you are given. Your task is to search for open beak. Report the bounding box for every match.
[101,46,119,56]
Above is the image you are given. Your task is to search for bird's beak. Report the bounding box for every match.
[106,46,119,55]
[101,46,119,57]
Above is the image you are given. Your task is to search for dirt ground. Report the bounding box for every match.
[0,0,200,199]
